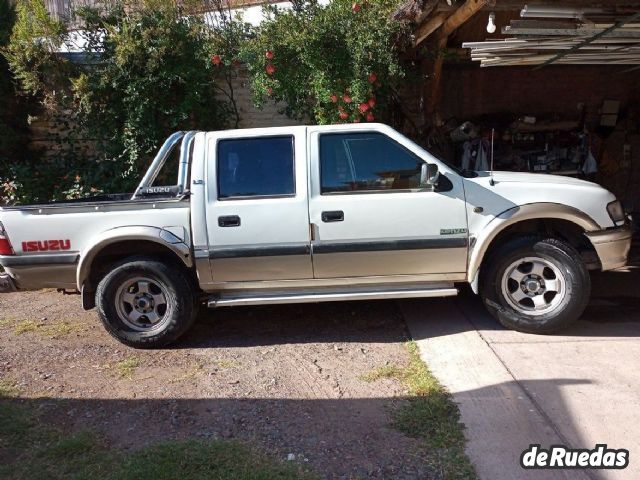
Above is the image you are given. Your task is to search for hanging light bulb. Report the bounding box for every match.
[486,12,496,33]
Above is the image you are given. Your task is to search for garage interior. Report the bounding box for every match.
[399,0,640,245]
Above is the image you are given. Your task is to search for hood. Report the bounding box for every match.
[463,170,617,230]
[475,171,597,187]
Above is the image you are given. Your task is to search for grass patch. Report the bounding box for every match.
[14,319,39,335]
[363,341,477,479]
[114,357,140,379]
[170,361,204,383]
[0,379,19,397]
[217,359,240,369]
[0,317,16,328]
[13,319,85,337]
[0,400,315,480]
[360,364,403,382]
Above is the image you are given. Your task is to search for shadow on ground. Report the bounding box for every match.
[1,376,594,480]
[178,299,410,349]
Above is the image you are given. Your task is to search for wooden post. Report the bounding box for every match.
[426,35,448,120]
[418,0,490,121]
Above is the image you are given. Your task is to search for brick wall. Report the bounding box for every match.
[440,64,640,123]
[227,70,307,129]
[27,70,304,160]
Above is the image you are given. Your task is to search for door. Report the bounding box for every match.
[308,128,468,279]
[206,129,313,282]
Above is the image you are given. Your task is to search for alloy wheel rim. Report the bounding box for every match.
[501,256,567,316]
[115,276,171,331]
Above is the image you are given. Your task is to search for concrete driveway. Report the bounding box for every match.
[402,264,640,480]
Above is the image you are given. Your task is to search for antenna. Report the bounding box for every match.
[489,128,495,186]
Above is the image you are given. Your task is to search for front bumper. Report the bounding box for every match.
[0,272,17,293]
[585,223,633,271]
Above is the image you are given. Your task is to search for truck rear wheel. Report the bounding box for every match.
[96,257,196,348]
[481,236,590,334]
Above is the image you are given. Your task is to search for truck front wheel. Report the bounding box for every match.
[96,257,196,348]
[481,236,590,334]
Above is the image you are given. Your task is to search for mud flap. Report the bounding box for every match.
[81,284,96,310]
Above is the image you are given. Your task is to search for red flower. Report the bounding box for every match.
[368,72,377,84]
[330,94,338,103]
[366,112,375,122]
[265,63,276,75]
[267,87,273,96]
[232,58,241,66]
[212,55,222,66]
[339,111,349,120]
[265,50,274,60]
[358,102,369,114]
[343,94,352,104]
[368,97,376,108]
[352,2,361,12]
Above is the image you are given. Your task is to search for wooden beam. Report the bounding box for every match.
[414,0,441,25]
[414,12,449,46]
[414,0,490,47]
[440,0,490,38]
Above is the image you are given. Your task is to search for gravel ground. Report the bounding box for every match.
[0,292,435,479]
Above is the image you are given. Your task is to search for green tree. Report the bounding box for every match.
[4,0,234,202]
[240,0,410,125]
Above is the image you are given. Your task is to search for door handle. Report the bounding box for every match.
[321,210,344,223]
[218,215,241,227]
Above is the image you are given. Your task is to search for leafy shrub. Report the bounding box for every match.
[3,0,234,202]
[0,0,31,204]
[240,0,410,125]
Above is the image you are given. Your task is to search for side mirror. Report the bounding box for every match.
[420,163,439,188]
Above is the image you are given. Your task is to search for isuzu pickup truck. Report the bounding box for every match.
[0,124,632,347]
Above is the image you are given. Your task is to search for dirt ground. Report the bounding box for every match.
[0,293,436,479]
[2,243,637,479]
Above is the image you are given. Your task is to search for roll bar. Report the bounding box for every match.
[132,131,197,200]
[177,131,197,195]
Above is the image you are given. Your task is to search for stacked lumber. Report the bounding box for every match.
[463,5,640,67]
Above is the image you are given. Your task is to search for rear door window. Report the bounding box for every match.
[216,136,295,199]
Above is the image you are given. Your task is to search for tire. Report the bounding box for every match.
[480,236,590,334]
[95,257,196,348]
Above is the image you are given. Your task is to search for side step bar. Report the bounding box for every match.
[207,287,458,308]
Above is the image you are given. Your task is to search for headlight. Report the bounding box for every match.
[606,200,625,224]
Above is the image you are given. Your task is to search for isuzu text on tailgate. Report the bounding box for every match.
[0,124,632,347]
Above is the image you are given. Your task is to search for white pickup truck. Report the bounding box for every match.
[0,124,632,347]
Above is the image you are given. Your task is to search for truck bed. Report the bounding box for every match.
[0,192,181,211]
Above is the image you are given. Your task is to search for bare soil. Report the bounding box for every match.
[0,292,436,479]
